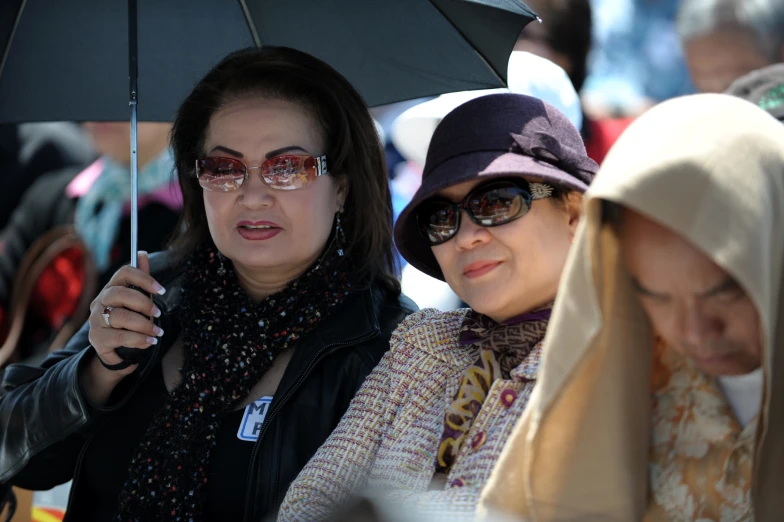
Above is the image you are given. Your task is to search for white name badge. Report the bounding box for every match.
[237,396,273,442]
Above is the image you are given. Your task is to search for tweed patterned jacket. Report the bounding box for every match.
[277,308,543,521]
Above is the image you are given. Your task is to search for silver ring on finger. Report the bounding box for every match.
[102,306,114,327]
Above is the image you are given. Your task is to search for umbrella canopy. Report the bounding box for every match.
[0,0,537,123]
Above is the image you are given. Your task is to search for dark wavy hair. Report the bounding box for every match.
[169,46,399,293]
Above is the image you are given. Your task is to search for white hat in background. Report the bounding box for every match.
[391,52,583,167]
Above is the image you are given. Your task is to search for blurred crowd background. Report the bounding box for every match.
[2,0,784,519]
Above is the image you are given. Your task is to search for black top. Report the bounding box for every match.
[80,365,260,521]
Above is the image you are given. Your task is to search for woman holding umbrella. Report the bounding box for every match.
[0,46,415,522]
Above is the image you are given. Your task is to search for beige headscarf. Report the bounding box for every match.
[477,94,784,521]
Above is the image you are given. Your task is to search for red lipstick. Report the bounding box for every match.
[236,220,281,241]
[463,260,502,279]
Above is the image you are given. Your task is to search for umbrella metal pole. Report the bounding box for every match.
[114,0,148,366]
[129,0,139,268]
[130,110,138,268]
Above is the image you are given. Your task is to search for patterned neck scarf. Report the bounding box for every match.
[115,236,353,521]
[436,304,552,473]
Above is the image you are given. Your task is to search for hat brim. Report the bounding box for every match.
[394,151,589,281]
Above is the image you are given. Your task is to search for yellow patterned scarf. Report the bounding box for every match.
[435,305,551,473]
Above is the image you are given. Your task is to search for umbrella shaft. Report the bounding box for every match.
[129,0,139,269]
[130,101,138,268]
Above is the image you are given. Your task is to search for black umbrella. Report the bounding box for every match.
[0,0,537,122]
[0,0,536,362]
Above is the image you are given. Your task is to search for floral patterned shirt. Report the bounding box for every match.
[645,341,755,522]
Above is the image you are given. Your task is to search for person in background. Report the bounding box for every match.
[279,93,597,521]
[0,122,95,229]
[0,46,415,522]
[0,122,178,367]
[479,94,784,521]
[678,0,784,93]
[725,62,784,122]
[515,0,634,165]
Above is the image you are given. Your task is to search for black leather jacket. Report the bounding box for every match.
[0,252,416,521]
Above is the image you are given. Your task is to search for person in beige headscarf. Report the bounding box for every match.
[477,93,784,522]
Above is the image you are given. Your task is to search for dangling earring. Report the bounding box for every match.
[336,207,346,257]
[217,251,227,276]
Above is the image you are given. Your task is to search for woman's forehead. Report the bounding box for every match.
[204,98,322,158]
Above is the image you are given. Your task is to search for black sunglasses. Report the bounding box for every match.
[416,179,554,246]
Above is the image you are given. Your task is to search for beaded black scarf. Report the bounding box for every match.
[115,237,352,521]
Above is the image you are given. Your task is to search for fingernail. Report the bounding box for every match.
[139,250,148,256]
[153,282,166,295]
[154,326,164,337]
[152,305,161,318]
[146,336,158,345]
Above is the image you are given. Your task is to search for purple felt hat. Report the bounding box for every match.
[394,92,598,281]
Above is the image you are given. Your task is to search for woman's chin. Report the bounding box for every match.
[222,250,283,271]
[463,296,507,319]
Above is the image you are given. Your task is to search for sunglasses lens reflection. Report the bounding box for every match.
[419,183,529,245]
[196,155,321,192]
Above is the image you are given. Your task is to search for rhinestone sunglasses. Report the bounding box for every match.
[195,154,329,192]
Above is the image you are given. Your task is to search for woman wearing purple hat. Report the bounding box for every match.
[278,93,598,521]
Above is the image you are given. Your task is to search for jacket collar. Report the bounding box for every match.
[510,341,543,382]
[312,286,379,346]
